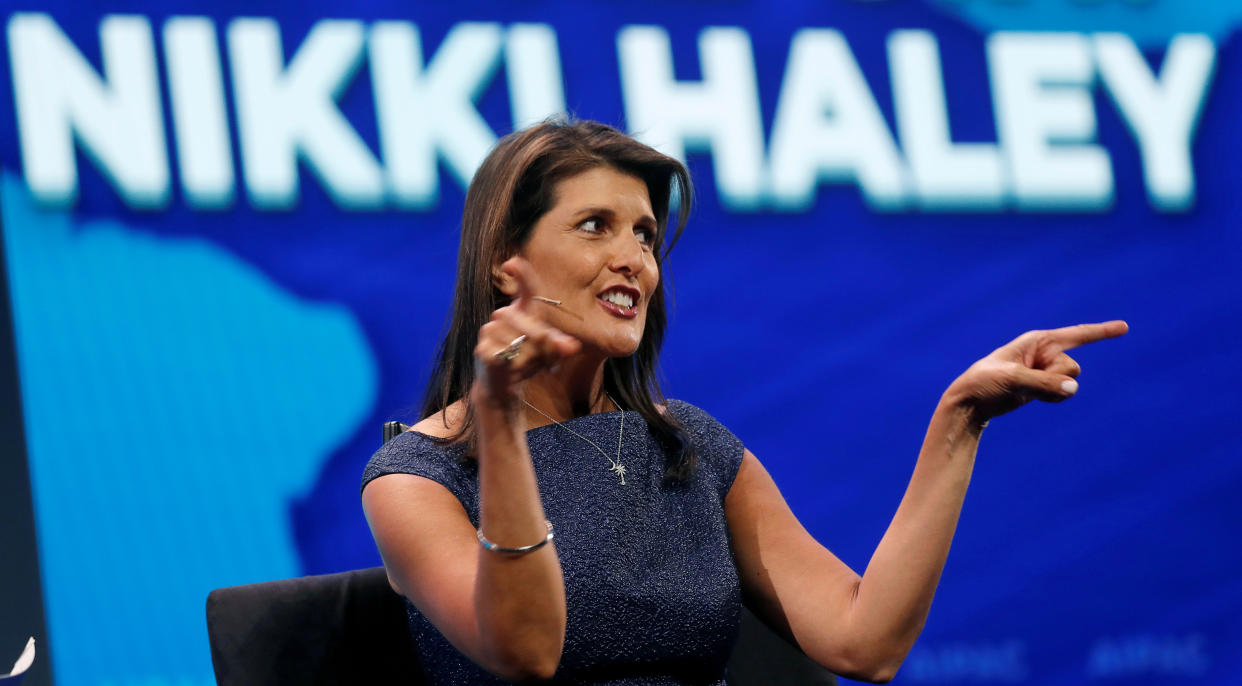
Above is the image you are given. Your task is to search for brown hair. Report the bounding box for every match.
[420,119,697,482]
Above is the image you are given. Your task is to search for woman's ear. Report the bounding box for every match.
[492,260,519,297]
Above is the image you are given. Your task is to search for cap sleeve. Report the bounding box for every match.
[361,432,480,522]
[666,399,745,499]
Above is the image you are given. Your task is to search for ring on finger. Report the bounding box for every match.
[494,334,527,362]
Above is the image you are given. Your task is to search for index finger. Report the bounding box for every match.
[500,256,539,312]
[1047,320,1129,351]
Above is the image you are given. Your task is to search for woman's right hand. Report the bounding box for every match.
[473,256,581,406]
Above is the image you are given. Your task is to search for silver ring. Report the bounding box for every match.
[494,334,527,362]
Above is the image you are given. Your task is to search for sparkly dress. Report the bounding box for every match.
[361,399,745,685]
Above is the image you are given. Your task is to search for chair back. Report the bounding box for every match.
[205,566,421,685]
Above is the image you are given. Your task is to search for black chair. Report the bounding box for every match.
[206,567,422,685]
[203,423,836,685]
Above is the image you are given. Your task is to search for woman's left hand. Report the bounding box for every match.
[945,320,1129,427]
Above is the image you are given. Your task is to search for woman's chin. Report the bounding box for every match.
[582,337,642,360]
[610,346,641,359]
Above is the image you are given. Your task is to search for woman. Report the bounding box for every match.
[361,119,1127,684]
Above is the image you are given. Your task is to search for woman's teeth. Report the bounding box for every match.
[601,291,634,309]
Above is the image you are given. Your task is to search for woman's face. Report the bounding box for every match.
[508,165,660,359]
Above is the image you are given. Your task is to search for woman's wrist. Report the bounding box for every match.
[471,381,528,446]
[472,379,520,413]
[937,383,989,436]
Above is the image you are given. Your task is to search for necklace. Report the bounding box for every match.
[522,395,628,485]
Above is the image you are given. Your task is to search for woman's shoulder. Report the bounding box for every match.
[662,397,701,417]
[663,398,745,492]
[406,400,468,439]
[663,398,733,436]
[361,410,475,496]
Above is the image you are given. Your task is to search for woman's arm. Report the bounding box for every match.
[362,398,566,681]
[726,321,1128,683]
[362,258,580,681]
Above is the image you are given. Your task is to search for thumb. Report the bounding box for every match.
[1011,365,1079,403]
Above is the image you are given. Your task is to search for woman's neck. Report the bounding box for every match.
[521,353,612,422]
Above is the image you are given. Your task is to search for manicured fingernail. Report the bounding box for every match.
[1061,379,1079,395]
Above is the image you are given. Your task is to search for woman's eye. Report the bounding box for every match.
[579,217,604,233]
[636,228,655,247]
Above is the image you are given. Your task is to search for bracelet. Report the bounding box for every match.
[476,520,554,555]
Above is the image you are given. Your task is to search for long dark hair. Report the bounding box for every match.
[420,119,697,482]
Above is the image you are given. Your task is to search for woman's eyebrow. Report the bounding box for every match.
[573,206,657,226]
[572,206,616,219]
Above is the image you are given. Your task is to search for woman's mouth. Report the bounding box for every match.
[597,288,639,319]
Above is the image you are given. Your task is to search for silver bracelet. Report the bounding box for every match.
[476,520,554,555]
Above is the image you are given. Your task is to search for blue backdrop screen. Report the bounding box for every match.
[2,1,1239,684]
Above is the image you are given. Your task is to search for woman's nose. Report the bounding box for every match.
[608,230,646,276]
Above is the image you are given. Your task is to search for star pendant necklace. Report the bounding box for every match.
[522,394,628,485]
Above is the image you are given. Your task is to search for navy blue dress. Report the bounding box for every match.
[361,399,746,685]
